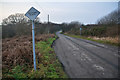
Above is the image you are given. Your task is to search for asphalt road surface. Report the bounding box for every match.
[53,32,119,78]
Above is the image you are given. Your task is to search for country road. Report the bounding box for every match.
[53,32,119,78]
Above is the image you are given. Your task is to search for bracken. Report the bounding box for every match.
[2,34,55,70]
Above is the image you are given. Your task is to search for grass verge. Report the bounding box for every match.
[3,36,68,79]
[64,34,120,47]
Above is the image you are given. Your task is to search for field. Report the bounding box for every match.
[2,34,67,79]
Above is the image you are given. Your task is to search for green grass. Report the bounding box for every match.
[64,34,119,47]
[4,37,68,79]
[35,37,68,78]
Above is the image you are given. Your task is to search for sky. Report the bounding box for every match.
[0,0,119,25]
[0,0,119,2]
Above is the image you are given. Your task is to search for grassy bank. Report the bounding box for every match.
[35,37,67,78]
[65,34,119,47]
[3,35,67,79]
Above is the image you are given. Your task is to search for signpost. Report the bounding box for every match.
[80,27,82,35]
[25,7,40,71]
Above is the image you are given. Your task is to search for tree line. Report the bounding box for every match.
[2,9,119,39]
[2,13,61,39]
[63,9,119,37]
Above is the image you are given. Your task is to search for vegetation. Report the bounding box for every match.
[97,10,119,25]
[66,24,119,37]
[35,37,67,78]
[65,34,119,47]
[62,9,119,46]
[2,13,61,39]
[2,9,119,39]
[2,34,67,79]
[2,8,119,79]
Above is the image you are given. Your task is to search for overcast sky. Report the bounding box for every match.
[0,0,119,2]
[0,0,119,24]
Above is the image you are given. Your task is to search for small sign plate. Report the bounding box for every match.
[25,7,40,21]
[80,28,82,30]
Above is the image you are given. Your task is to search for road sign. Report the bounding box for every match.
[80,28,82,30]
[25,7,40,21]
[80,28,82,35]
[25,7,40,71]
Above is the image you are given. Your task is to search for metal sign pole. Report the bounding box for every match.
[32,20,36,71]
[25,7,40,71]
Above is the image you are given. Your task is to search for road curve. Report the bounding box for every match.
[53,32,119,78]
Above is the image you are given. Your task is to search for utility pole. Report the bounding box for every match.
[48,14,49,24]
[48,14,49,34]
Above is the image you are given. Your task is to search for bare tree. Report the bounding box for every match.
[2,13,29,25]
[69,21,83,28]
[2,13,40,25]
[97,10,118,25]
